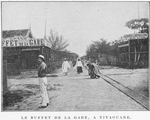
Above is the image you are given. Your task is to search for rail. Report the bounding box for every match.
[100,73,149,110]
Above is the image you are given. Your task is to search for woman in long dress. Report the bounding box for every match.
[74,58,83,74]
[62,58,70,75]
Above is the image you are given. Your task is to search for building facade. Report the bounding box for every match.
[2,29,52,74]
[118,33,149,68]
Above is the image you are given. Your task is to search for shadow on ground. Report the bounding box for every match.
[3,83,63,109]
[3,89,36,108]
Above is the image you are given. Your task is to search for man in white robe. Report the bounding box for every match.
[62,58,70,75]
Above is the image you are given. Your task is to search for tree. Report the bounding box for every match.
[86,43,97,59]
[125,18,149,33]
[86,38,113,62]
[93,38,110,54]
[48,29,69,51]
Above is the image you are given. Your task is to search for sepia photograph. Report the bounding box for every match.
[1,0,149,115]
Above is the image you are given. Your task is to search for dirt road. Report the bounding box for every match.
[4,68,146,111]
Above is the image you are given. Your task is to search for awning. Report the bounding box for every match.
[123,33,148,40]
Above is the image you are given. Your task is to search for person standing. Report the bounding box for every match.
[91,62,101,78]
[84,60,91,76]
[74,58,83,74]
[37,55,49,108]
[96,60,98,66]
[62,58,70,75]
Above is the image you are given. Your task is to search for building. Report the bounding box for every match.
[118,33,149,68]
[2,28,52,74]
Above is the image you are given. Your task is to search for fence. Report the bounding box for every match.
[119,52,148,68]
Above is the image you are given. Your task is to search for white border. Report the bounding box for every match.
[0,1,149,120]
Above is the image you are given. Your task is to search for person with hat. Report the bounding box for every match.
[62,58,70,75]
[37,55,49,108]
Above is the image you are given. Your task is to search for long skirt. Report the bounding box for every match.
[77,66,83,73]
[38,77,49,106]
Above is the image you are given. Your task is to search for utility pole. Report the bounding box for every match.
[138,2,140,33]
[44,19,47,39]
[138,2,140,19]
[44,7,47,39]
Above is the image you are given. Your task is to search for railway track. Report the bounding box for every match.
[100,73,149,110]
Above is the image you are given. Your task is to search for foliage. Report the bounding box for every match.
[125,18,149,33]
[86,18,149,67]
[47,50,79,73]
[48,29,69,51]
[86,38,121,60]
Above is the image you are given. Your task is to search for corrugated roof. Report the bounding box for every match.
[2,29,29,38]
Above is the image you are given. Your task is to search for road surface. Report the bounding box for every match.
[5,67,146,111]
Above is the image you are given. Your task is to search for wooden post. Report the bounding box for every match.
[3,60,8,94]
[128,40,131,68]
[40,46,43,55]
[18,49,21,72]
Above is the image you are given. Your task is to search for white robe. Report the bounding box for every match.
[74,60,83,69]
[62,61,70,73]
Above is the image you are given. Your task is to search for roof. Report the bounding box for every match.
[122,33,148,41]
[2,29,32,38]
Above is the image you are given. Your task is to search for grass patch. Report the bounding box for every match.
[3,89,36,108]
[24,84,39,90]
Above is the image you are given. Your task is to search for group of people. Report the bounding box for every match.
[62,58,83,75]
[61,57,101,79]
[37,54,101,108]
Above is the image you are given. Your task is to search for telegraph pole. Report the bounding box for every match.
[44,19,47,39]
[138,2,140,19]
[44,7,47,39]
[138,2,140,33]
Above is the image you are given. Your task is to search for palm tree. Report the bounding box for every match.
[48,29,69,51]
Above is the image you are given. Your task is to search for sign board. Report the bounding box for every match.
[123,33,148,40]
[118,43,129,48]
[22,48,40,51]
[2,36,51,48]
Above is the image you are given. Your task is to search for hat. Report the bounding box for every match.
[38,55,45,61]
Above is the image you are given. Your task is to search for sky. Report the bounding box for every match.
[2,2,149,56]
